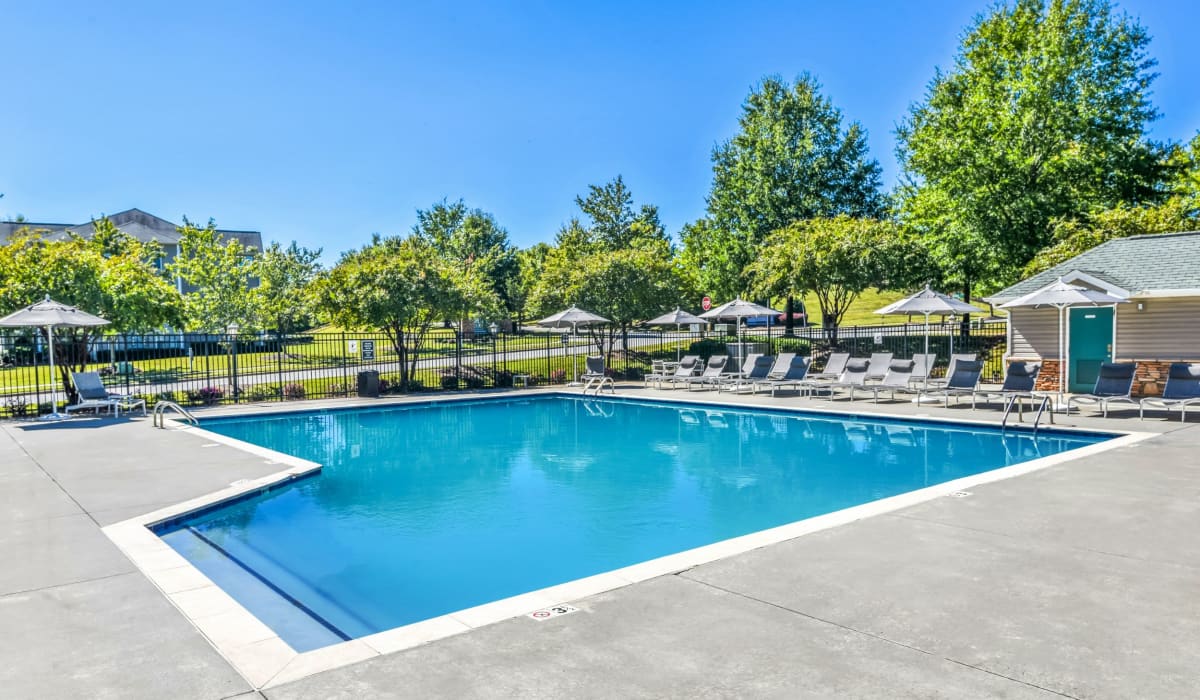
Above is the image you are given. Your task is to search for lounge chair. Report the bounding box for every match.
[810,358,871,400]
[660,355,701,389]
[65,371,143,416]
[926,353,977,388]
[1065,362,1138,417]
[581,356,615,394]
[753,356,812,396]
[719,354,776,393]
[909,353,937,386]
[809,352,850,381]
[1139,363,1200,422]
[765,353,796,380]
[859,359,919,403]
[864,352,894,381]
[919,360,984,407]
[682,355,729,391]
[973,361,1042,408]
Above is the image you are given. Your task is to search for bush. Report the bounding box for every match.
[246,384,281,402]
[282,383,306,400]
[771,337,812,355]
[325,382,352,397]
[187,386,224,405]
[440,375,460,390]
[549,369,567,383]
[494,370,514,388]
[4,396,32,418]
[687,338,726,358]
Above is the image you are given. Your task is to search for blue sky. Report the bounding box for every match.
[3,0,1197,261]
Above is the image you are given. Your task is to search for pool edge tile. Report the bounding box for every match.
[360,616,472,655]
[262,640,378,688]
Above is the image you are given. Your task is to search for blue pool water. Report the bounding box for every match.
[157,395,1107,651]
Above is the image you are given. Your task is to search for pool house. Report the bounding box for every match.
[986,231,1200,395]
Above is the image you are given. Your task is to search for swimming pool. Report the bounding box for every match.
[155,395,1108,652]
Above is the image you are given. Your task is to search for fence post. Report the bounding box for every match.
[277,332,285,398]
[491,332,497,387]
[123,333,131,396]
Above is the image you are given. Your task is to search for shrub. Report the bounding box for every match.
[282,383,306,400]
[4,396,32,418]
[687,338,726,358]
[187,386,224,405]
[246,384,281,402]
[771,337,812,355]
[549,369,567,383]
[325,382,352,397]
[493,370,514,388]
[440,375,460,390]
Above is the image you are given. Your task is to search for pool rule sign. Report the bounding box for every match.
[361,339,376,360]
[528,604,578,621]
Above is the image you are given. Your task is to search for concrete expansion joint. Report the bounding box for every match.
[0,569,138,600]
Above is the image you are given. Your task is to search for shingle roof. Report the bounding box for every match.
[1,208,262,250]
[987,231,1200,302]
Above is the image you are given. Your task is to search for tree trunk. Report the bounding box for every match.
[784,295,795,336]
[960,280,972,339]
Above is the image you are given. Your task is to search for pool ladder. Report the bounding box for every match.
[1001,394,1054,434]
[152,400,199,428]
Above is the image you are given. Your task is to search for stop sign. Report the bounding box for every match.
[701,296,712,311]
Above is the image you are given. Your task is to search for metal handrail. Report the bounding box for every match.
[153,400,199,428]
[1002,393,1054,434]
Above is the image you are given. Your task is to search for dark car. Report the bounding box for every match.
[743,310,808,328]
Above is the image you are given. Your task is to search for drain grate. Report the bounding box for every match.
[948,491,972,498]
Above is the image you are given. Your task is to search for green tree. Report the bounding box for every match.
[897,0,1168,299]
[167,219,258,332]
[683,74,885,303]
[749,217,931,341]
[412,200,519,318]
[310,235,496,389]
[510,242,551,328]
[0,220,183,402]
[253,241,323,334]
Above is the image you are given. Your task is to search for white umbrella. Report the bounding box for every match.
[644,307,706,361]
[875,284,981,380]
[536,305,610,385]
[0,296,111,420]
[998,278,1127,405]
[700,298,783,368]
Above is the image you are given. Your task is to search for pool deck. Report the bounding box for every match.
[2,386,1198,698]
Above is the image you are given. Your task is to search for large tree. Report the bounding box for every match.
[310,235,496,389]
[749,217,932,341]
[167,219,259,332]
[253,241,323,334]
[0,219,183,403]
[897,0,1169,299]
[682,74,886,306]
[412,200,519,319]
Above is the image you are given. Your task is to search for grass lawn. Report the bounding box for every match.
[798,289,993,327]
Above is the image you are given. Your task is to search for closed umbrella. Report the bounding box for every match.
[875,284,981,383]
[537,305,611,385]
[998,278,1127,405]
[0,296,111,420]
[644,307,706,361]
[700,298,783,368]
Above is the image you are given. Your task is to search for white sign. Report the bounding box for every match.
[347,340,359,354]
[528,604,578,621]
[873,333,883,345]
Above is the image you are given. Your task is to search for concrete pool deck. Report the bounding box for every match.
[2,387,1198,698]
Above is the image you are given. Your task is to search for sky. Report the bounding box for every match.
[3,0,1198,262]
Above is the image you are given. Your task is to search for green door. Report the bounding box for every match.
[1068,306,1114,392]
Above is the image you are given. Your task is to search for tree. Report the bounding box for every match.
[412,200,519,318]
[510,243,551,328]
[897,0,1169,299]
[253,241,323,334]
[749,217,932,341]
[310,235,496,389]
[682,74,886,304]
[0,219,183,402]
[167,219,258,332]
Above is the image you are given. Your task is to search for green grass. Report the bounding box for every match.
[798,289,992,327]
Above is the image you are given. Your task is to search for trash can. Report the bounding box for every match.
[357,370,380,398]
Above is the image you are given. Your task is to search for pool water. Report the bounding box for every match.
[157,395,1107,651]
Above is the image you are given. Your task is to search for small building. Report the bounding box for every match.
[0,208,263,294]
[986,231,1200,396]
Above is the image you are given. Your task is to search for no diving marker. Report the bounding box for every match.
[528,604,578,621]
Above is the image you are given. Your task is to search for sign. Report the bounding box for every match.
[873,333,883,345]
[560,333,570,346]
[361,339,376,360]
[347,340,359,354]
[528,604,578,621]
[701,296,712,311]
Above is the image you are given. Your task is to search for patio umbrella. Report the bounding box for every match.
[874,284,981,381]
[998,278,1127,404]
[0,296,111,420]
[537,305,611,384]
[644,307,706,361]
[700,298,783,368]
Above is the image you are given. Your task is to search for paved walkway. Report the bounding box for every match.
[2,388,1197,698]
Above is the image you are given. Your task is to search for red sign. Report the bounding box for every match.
[701,296,712,311]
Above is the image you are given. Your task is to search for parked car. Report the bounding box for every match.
[743,310,808,328]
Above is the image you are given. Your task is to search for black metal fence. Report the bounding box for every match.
[0,321,1006,417]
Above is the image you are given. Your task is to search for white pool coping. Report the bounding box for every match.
[102,391,1154,689]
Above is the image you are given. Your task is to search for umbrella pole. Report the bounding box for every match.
[923,312,930,390]
[43,324,64,420]
[1058,305,1065,409]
